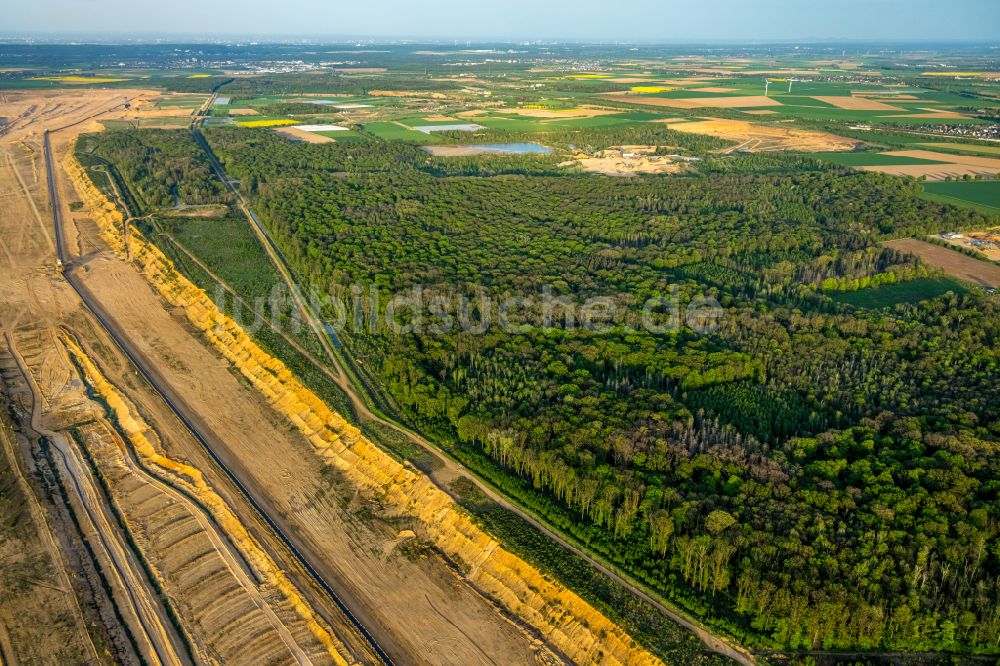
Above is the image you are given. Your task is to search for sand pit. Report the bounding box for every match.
[607,94,782,109]
[274,126,336,143]
[669,118,859,152]
[573,156,681,176]
[884,238,1000,288]
[812,96,904,111]
[569,147,685,176]
[938,230,1000,262]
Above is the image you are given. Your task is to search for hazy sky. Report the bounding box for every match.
[6,0,1000,41]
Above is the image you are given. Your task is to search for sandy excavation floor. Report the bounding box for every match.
[0,88,600,666]
[0,385,97,665]
[565,146,685,176]
[939,229,1000,261]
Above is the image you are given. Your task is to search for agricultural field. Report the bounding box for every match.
[917,141,1000,157]
[810,148,1000,180]
[235,116,299,127]
[921,179,1000,213]
[884,238,1000,288]
[808,151,951,167]
[599,75,1000,125]
[856,150,1000,179]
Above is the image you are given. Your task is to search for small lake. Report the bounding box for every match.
[424,143,552,156]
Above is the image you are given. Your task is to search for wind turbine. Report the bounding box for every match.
[764,79,770,97]
[788,78,794,93]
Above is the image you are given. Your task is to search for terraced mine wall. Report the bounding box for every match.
[62,334,355,666]
[65,152,663,666]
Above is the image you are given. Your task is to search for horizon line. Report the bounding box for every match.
[2,34,998,46]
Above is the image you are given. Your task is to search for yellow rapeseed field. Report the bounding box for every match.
[630,85,673,93]
[235,118,298,128]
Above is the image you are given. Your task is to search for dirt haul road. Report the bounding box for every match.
[0,90,375,666]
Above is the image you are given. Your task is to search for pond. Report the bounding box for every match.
[423,143,552,156]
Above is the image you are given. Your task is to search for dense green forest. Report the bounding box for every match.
[88,126,1000,658]
[81,129,227,208]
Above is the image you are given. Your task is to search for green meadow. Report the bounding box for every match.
[830,276,970,308]
[921,180,1000,214]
